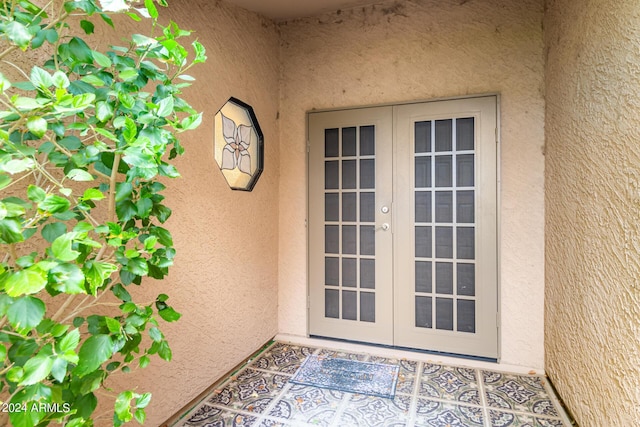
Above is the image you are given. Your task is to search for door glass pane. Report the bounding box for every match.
[342,160,356,189]
[457,227,475,259]
[342,225,356,254]
[360,126,375,155]
[457,299,475,333]
[435,226,453,258]
[456,118,474,151]
[360,159,375,189]
[325,257,339,286]
[360,192,375,222]
[435,191,453,223]
[456,190,474,223]
[325,289,339,319]
[457,263,475,296]
[415,226,432,258]
[457,154,474,187]
[435,119,452,152]
[415,121,431,153]
[435,262,453,294]
[342,258,356,287]
[360,292,375,322]
[415,156,431,188]
[435,156,452,187]
[360,225,375,256]
[325,128,339,157]
[342,192,356,222]
[416,296,432,328]
[325,161,339,189]
[415,191,432,223]
[360,259,375,289]
[436,297,454,330]
[342,290,357,320]
[415,261,432,293]
[325,225,339,254]
[325,193,339,222]
[342,127,357,156]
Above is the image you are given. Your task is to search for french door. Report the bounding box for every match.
[308,96,498,359]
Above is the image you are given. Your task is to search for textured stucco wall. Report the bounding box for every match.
[544,0,640,424]
[98,3,280,425]
[278,0,546,368]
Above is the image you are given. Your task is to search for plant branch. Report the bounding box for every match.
[107,153,121,222]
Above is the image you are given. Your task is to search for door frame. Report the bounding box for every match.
[305,93,502,361]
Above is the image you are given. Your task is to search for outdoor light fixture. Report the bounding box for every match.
[213,97,264,191]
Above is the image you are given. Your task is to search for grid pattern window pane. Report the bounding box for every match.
[323,124,378,323]
[412,117,477,335]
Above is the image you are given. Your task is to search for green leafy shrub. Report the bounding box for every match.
[0,0,206,425]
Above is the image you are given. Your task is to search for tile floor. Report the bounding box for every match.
[172,341,574,427]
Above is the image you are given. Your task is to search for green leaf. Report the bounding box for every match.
[81,188,105,201]
[0,72,12,92]
[148,327,162,342]
[0,175,11,190]
[52,70,70,89]
[115,391,134,423]
[80,74,106,86]
[42,222,66,243]
[193,40,207,64]
[49,263,86,294]
[180,112,202,131]
[115,182,133,202]
[105,317,121,334]
[27,184,46,202]
[0,219,22,242]
[151,226,173,246]
[93,50,112,67]
[156,96,174,117]
[26,116,48,138]
[5,269,47,297]
[119,68,138,81]
[138,355,150,368]
[19,354,54,386]
[5,21,32,50]
[125,257,148,276]
[158,306,181,322]
[74,334,113,377]
[51,232,81,262]
[134,408,146,424]
[66,169,94,181]
[137,392,152,410]
[144,0,158,18]
[7,296,45,334]
[3,158,35,173]
[50,357,68,382]
[13,96,41,111]
[112,283,131,302]
[80,19,95,35]
[57,328,80,353]
[84,261,118,294]
[39,195,70,213]
[30,66,53,89]
[68,37,94,64]
[96,101,114,122]
[123,117,137,143]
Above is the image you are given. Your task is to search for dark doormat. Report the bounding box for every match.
[290,355,399,398]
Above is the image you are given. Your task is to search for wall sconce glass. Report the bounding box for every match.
[214,97,264,191]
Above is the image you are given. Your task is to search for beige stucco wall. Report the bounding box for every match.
[100,3,281,425]
[544,0,640,424]
[278,0,546,368]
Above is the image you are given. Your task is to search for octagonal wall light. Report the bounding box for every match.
[213,97,264,191]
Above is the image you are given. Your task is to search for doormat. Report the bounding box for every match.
[290,355,400,398]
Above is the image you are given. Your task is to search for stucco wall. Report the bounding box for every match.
[544,0,640,424]
[278,0,546,368]
[101,3,281,425]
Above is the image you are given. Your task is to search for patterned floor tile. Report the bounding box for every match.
[489,410,566,427]
[483,371,559,417]
[207,368,289,414]
[267,384,344,426]
[177,404,258,426]
[337,393,412,426]
[414,398,484,426]
[419,364,481,405]
[368,356,419,395]
[250,343,316,374]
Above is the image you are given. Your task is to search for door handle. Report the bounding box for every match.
[377,223,390,231]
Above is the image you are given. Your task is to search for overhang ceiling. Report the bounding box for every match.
[223,0,381,21]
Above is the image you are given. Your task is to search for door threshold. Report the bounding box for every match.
[309,335,497,363]
[276,334,542,375]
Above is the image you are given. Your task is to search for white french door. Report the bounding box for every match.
[308,96,498,359]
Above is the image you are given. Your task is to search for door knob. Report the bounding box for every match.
[381,206,390,214]
[381,223,390,231]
